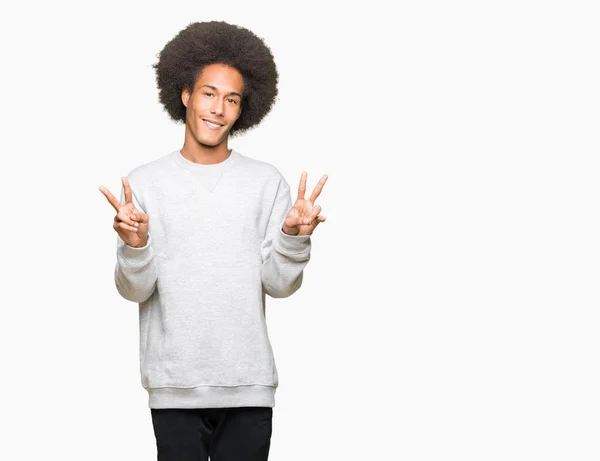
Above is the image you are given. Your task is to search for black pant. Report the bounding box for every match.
[150,406,273,461]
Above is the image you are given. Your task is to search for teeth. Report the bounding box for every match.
[205,120,221,127]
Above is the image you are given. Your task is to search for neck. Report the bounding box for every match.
[180,131,231,165]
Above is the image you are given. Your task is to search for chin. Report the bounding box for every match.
[197,135,224,147]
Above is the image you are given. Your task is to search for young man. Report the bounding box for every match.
[99,21,328,461]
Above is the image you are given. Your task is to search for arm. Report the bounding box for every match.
[261,179,311,298]
[114,186,158,303]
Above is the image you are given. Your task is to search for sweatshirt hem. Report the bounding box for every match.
[146,384,276,409]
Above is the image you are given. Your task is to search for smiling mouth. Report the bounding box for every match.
[202,119,224,130]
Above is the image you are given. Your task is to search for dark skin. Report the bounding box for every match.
[180,63,245,164]
[100,62,327,242]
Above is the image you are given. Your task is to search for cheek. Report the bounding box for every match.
[191,96,210,112]
[230,107,242,121]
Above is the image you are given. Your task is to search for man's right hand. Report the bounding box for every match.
[99,177,150,248]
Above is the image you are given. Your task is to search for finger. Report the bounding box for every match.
[310,214,325,228]
[303,205,322,225]
[99,186,122,213]
[116,221,138,232]
[131,211,149,224]
[308,174,328,203]
[116,210,137,228]
[284,212,302,228]
[297,171,307,201]
[314,215,326,228]
[122,177,133,204]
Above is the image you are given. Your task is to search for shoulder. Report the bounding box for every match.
[235,150,289,187]
[125,152,174,187]
[122,153,176,211]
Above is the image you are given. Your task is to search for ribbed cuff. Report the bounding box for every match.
[275,223,311,255]
[119,233,154,267]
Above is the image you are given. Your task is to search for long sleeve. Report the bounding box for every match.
[114,184,158,303]
[261,178,311,298]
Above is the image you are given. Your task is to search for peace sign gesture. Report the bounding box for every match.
[282,172,328,236]
[99,177,150,248]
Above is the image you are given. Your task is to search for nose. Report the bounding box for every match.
[211,97,224,116]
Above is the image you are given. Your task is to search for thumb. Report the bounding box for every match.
[132,211,149,224]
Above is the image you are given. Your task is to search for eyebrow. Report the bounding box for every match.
[200,85,242,99]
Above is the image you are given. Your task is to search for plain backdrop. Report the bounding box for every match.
[1,1,599,460]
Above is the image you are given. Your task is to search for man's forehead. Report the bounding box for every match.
[196,79,243,94]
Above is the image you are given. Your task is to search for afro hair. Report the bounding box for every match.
[152,21,279,137]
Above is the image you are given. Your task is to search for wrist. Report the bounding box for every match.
[281,225,299,236]
[130,238,149,249]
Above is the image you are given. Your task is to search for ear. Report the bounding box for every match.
[181,86,190,108]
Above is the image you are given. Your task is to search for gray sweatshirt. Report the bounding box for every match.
[114,149,311,409]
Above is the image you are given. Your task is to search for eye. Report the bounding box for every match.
[203,92,214,97]
[227,98,238,104]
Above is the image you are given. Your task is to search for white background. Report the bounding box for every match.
[1,1,598,460]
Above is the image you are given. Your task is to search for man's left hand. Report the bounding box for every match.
[282,172,328,236]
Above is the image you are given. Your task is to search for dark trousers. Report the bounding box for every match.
[150,406,273,461]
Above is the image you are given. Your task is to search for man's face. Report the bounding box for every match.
[182,63,244,147]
